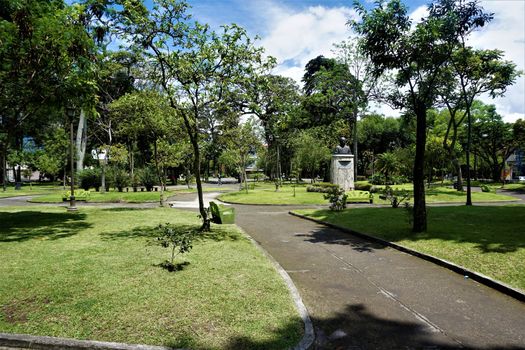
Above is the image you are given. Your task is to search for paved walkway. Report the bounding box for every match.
[233,204,525,349]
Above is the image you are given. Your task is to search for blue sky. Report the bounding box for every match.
[177,0,525,121]
[137,0,524,121]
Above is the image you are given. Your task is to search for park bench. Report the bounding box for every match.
[346,190,373,204]
[209,201,235,224]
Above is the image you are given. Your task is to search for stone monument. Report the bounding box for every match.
[331,137,354,191]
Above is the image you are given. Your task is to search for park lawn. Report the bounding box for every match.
[29,190,175,203]
[293,206,525,291]
[0,184,60,198]
[218,182,517,205]
[173,186,230,194]
[218,183,326,205]
[0,206,302,349]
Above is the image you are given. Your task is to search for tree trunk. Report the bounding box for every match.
[413,106,427,233]
[75,109,87,172]
[192,140,209,231]
[465,105,472,206]
[1,146,6,191]
[153,140,166,207]
[100,163,106,194]
[353,107,358,178]
[453,158,463,191]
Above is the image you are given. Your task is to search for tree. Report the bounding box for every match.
[353,0,492,232]
[117,1,270,229]
[292,131,331,182]
[470,103,515,182]
[333,40,380,177]
[448,47,519,204]
[375,152,398,185]
[109,90,180,206]
[220,120,260,193]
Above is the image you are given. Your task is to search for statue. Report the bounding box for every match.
[334,137,351,154]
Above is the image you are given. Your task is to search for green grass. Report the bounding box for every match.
[0,184,60,198]
[218,183,326,205]
[29,190,175,203]
[0,206,302,349]
[294,206,525,290]
[218,182,517,205]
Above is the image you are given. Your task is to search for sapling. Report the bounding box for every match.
[155,224,195,271]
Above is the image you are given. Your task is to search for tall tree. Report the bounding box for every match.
[116,1,269,229]
[353,0,493,232]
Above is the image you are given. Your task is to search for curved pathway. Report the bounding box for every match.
[233,204,525,349]
[2,189,525,349]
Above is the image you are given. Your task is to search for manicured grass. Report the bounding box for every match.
[29,190,174,203]
[0,184,60,198]
[294,206,525,290]
[218,183,326,205]
[218,182,517,205]
[0,206,302,349]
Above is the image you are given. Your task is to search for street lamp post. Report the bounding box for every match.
[66,104,77,211]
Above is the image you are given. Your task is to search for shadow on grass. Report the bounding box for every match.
[300,206,525,254]
[0,211,90,243]
[100,224,240,242]
[164,303,520,350]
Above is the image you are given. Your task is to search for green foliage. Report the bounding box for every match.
[112,168,130,192]
[154,223,195,271]
[306,182,340,193]
[78,169,101,191]
[62,190,90,201]
[292,131,331,179]
[138,167,157,191]
[324,186,347,211]
[379,185,411,208]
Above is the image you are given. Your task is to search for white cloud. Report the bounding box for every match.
[252,0,524,121]
[255,1,358,87]
[468,0,525,122]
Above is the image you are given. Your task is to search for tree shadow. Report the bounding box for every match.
[165,303,523,349]
[301,206,525,254]
[0,211,90,243]
[100,223,241,242]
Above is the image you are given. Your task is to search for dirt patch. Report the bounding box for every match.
[1,297,49,324]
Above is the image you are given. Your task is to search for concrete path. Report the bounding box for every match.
[233,204,525,350]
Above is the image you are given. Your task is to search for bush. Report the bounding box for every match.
[62,189,90,201]
[154,223,195,271]
[112,168,130,192]
[379,185,411,208]
[356,175,367,181]
[324,186,347,211]
[78,169,101,191]
[138,167,157,191]
[354,182,372,191]
[307,182,340,193]
[369,174,385,185]
[390,175,409,185]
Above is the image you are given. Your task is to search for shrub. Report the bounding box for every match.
[307,182,340,193]
[62,189,90,201]
[391,175,409,185]
[138,167,157,191]
[112,168,130,192]
[130,173,141,190]
[356,175,367,181]
[78,169,101,191]
[324,186,347,211]
[481,184,492,193]
[154,223,195,271]
[354,182,372,191]
[369,173,385,185]
[379,185,411,208]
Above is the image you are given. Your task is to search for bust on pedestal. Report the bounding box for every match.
[331,137,354,191]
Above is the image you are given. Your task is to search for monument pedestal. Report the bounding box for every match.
[331,154,354,191]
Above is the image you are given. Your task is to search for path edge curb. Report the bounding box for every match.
[289,211,525,303]
[0,333,186,350]
[237,228,315,350]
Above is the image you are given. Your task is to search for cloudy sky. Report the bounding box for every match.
[185,0,525,122]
